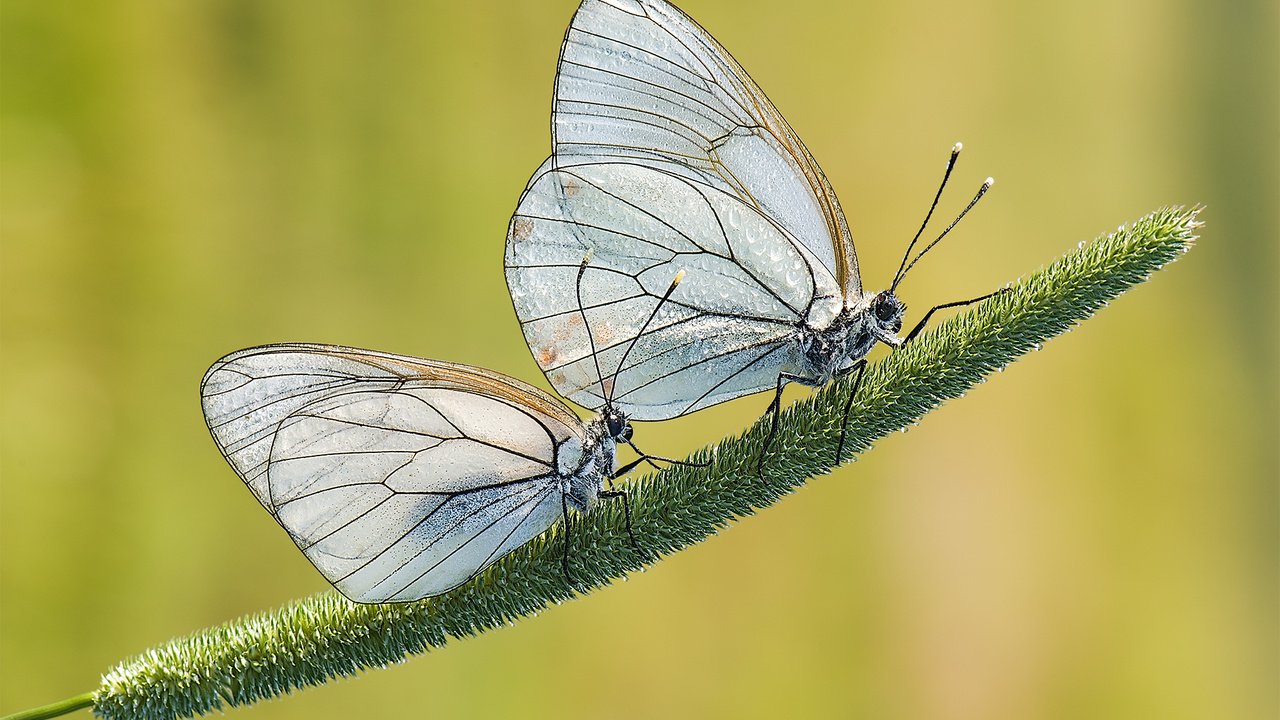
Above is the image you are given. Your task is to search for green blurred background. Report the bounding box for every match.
[2,1,1275,718]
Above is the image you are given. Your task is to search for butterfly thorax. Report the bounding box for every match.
[558,409,626,512]
[796,319,855,386]
[796,290,906,384]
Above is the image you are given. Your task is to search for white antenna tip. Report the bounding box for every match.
[673,269,686,285]
[581,248,594,264]
[953,142,964,152]
[984,177,995,187]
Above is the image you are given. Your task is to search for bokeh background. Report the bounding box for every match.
[2,1,1275,718]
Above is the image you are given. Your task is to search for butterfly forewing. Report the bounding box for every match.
[201,346,405,510]
[553,0,859,291]
[201,344,587,603]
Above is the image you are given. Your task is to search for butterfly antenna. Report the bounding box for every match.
[576,251,610,405]
[891,142,963,291]
[893,176,995,289]
[607,269,686,403]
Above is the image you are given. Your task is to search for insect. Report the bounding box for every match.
[200,343,644,603]
[505,0,997,464]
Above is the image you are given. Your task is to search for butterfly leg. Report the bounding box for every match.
[611,455,648,479]
[560,492,575,586]
[599,488,649,562]
[603,468,650,561]
[624,437,708,472]
[902,288,1010,344]
[833,360,868,464]
[757,372,807,482]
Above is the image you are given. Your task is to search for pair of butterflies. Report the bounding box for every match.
[202,0,992,604]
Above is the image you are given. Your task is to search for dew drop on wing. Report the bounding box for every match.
[725,203,744,232]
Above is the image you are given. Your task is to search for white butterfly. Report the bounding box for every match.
[200,343,637,603]
[505,0,993,452]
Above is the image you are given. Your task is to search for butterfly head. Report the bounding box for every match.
[601,403,633,443]
[870,290,905,344]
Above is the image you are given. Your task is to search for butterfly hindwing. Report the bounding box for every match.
[507,159,842,419]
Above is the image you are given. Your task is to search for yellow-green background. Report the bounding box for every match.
[2,1,1275,718]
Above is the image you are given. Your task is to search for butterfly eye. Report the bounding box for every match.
[606,412,627,439]
[873,293,898,322]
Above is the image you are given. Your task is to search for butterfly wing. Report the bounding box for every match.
[507,159,842,419]
[201,344,586,603]
[553,0,860,294]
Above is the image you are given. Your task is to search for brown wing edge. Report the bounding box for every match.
[228,343,589,440]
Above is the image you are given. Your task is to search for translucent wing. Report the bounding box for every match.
[507,160,843,420]
[201,344,587,603]
[553,0,860,294]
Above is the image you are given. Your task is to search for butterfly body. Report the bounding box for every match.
[557,415,618,512]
